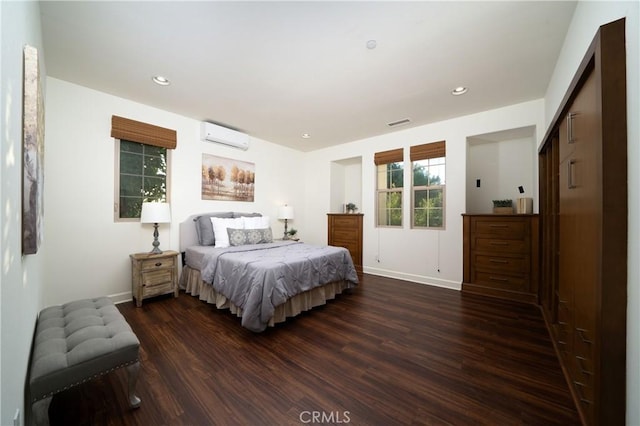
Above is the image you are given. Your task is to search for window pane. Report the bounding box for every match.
[120,152,142,175]
[414,189,427,208]
[119,197,142,219]
[377,191,402,226]
[120,175,142,197]
[121,140,143,154]
[118,140,168,219]
[428,208,443,227]
[429,188,443,208]
[413,163,428,186]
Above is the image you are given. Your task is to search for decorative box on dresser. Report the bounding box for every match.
[462,214,539,303]
[130,250,179,307]
[327,213,363,276]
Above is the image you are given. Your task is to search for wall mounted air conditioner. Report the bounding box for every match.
[200,122,250,150]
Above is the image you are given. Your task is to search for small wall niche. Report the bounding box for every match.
[330,156,362,214]
[466,126,537,214]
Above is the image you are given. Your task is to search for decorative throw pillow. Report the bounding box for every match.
[194,212,234,245]
[210,217,244,248]
[227,228,273,246]
[242,215,270,229]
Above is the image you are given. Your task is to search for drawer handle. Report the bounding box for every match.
[489,241,509,246]
[568,159,577,189]
[489,259,508,264]
[572,381,593,405]
[567,112,578,144]
[489,276,509,282]
[575,356,593,376]
[488,224,509,228]
[155,262,162,267]
[576,328,592,344]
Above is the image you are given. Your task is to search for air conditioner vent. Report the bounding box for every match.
[387,118,411,127]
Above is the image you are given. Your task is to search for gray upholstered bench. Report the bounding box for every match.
[28,297,141,425]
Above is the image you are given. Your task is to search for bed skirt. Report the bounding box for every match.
[179,265,355,328]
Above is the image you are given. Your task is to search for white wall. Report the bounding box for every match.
[0,2,46,425]
[43,78,306,306]
[303,99,544,290]
[466,136,536,214]
[543,2,639,423]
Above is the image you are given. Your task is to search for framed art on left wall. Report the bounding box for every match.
[22,45,45,255]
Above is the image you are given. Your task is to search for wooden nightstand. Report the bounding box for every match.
[130,250,179,307]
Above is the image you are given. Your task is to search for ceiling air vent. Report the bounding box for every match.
[387,118,411,128]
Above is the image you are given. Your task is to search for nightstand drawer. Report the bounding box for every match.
[141,269,173,287]
[140,256,175,271]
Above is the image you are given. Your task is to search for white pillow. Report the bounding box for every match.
[242,215,270,229]
[210,217,244,248]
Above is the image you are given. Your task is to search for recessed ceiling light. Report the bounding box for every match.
[366,40,377,50]
[301,133,311,139]
[451,86,468,96]
[152,75,170,86]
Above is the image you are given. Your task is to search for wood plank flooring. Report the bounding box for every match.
[48,274,580,425]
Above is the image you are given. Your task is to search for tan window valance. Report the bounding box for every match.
[374,148,404,165]
[111,115,177,149]
[410,141,446,161]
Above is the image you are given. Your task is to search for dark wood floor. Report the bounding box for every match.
[48,274,580,425]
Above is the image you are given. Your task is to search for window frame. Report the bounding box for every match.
[410,141,446,230]
[114,139,171,222]
[375,148,404,228]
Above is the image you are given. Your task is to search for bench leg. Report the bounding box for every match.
[32,397,52,426]
[126,361,141,408]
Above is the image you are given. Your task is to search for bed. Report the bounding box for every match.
[179,212,359,332]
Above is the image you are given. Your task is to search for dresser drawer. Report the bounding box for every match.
[473,237,528,254]
[331,216,360,228]
[473,253,529,273]
[140,256,175,271]
[331,229,358,242]
[472,270,528,292]
[472,219,527,239]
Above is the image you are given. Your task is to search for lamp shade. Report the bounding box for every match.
[277,205,294,220]
[140,202,171,224]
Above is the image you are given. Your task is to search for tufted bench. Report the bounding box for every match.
[28,297,141,425]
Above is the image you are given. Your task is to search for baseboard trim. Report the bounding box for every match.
[362,266,461,291]
[109,291,133,305]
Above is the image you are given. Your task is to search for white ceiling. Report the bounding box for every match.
[40,1,576,152]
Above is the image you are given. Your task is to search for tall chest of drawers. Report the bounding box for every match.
[327,213,363,276]
[462,214,539,303]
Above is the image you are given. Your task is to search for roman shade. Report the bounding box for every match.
[410,141,446,161]
[374,148,403,165]
[111,115,177,149]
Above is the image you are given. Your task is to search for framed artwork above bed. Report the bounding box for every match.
[201,154,255,202]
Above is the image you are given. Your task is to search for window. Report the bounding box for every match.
[411,141,446,229]
[375,148,404,227]
[116,140,169,219]
[111,115,176,221]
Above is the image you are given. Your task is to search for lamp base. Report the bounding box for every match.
[149,223,163,254]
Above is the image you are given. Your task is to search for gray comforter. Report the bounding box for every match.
[200,241,359,332]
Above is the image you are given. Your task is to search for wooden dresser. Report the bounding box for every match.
[130,250,179,307]
[462,214,539,303]
[327,213,363,276]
